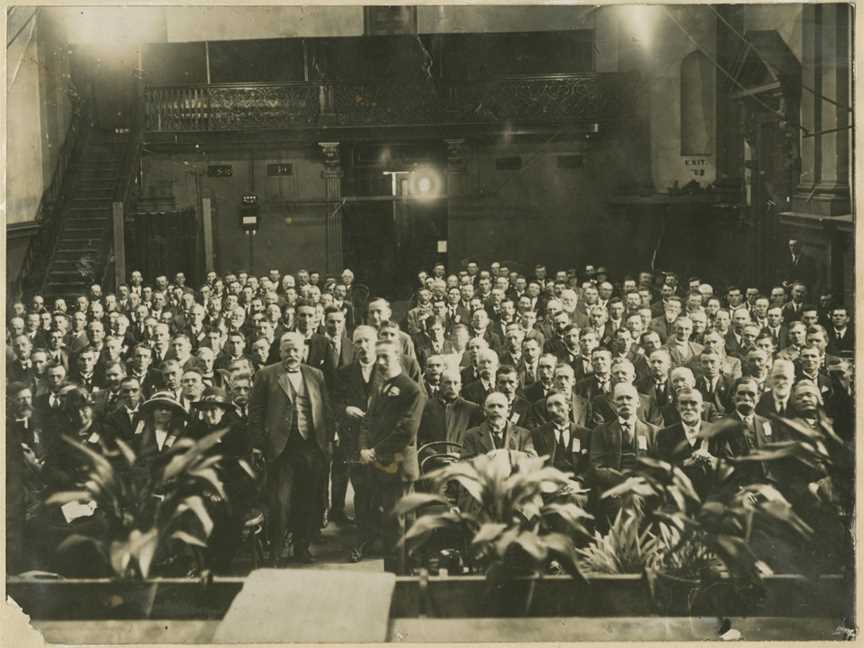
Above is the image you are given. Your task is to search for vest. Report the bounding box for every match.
[286,373,312,440]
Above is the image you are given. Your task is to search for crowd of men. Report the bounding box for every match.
[5,244,856,576]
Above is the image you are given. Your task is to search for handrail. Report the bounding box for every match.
[14,85,88,300]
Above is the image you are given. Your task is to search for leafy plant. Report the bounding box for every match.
[576,506,659,575]
[396,450,592,581]
[45,430,228,579]
[605,457,814,582]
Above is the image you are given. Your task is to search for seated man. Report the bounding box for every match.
[660,366,723,426]
[462,348,499,406]
[495,364,532,427]
[531,392,591,481]
[418,368,483,448]
[589,383,660,523]
[529,363,589,428]
[461,392,536,459]
[655,387,727,498]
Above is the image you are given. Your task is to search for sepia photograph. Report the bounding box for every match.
[4,2,857,643]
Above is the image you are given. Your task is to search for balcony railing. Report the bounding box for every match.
[144,73,642,133]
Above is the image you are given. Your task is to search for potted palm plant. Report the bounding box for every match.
[604,457,814,616]
[17,430,230,619]
[395,449,592,616]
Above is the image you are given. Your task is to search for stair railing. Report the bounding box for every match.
[15,86,88,300]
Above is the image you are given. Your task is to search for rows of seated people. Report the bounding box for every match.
[5,261,855,575]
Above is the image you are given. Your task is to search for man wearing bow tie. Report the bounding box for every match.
[249,332,334,565]
[8,334,35,388]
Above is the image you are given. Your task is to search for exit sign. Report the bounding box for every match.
[207,165,233,177]
[267,163,293,176]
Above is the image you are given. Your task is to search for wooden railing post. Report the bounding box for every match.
[112,201,126,291]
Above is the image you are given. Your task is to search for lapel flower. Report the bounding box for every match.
[388,386,401,397]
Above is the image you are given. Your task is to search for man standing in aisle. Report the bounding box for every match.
[248,332,333,565]
[359,339,426,574]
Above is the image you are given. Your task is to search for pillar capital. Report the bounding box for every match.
[318,141,341,171]
[445,138,467,172]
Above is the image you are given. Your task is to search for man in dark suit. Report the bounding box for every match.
[531,392,591,481]
[523,353,558,405]
[7,334,35,389]
[715,377,783,489]
[781,282,809,324]
[589,383,660,495]
[418,369,483,447]
[764,306,789,351]
[334,326,384,543]
[359,339,426,574]
[780,239,820,294]
[461,392,536,459]
[462,348,498,406]
[696,350,733,416]
[756,358,795,419]
[306,306,354,388]
[654,387,730,498]
[528,363,589,429]
[649,297,682,344]
[495,364,532,428]
[102,376,145,444]
[248,332,334,565]
[827,306,854,356]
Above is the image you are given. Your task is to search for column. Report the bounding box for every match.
[444,139,467,268]
[201,196,215,274]
[319,141,343,274]
[445,138,467,197]
[793,4,851,216]
[112,201,126,291]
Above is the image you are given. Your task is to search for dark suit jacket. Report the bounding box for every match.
[361,372,426,482]
[763,324,790,351]
[248,363,333,460]
[755,391,791,419]
[588,391,659,427]
[461,421,535,459]
[528,390,589,429]
[721,414,784,487]
[523,380,554,405]
[506,396,533,428]
[827,326,854,356]
[462,379,493,407]
[334,362,384,457]
[102,406,145,445]
[532,421,591,478]
[306,333,355,387]
[655,422,732,497]
[418,396,484,447]
[589,418,659,490]
[649,317,675,343]
[696,374,734,416]
[780,252,820,292]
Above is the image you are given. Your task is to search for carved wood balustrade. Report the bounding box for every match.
[144,73,642,133]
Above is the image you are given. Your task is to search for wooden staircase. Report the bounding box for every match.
[43,133,120,302]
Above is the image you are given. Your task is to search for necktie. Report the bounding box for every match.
[620,420,633,446]
[556,428,566,449]
[50,394,60,409]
